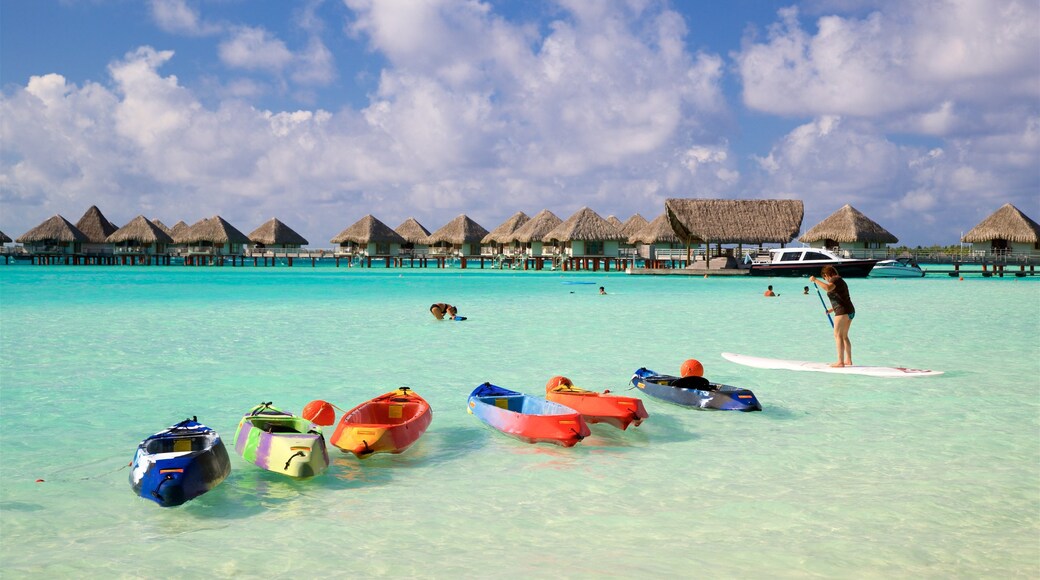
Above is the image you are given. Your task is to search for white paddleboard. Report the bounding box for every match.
[721,352,943,378]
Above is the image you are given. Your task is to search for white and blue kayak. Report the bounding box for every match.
[721,352,943,378]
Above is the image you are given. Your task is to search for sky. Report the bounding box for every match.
[1,0,1038,246]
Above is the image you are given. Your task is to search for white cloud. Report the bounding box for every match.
[219,26,294,73]
[736,0,1040,123]
[149,0,220,36]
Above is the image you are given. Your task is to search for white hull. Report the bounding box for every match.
[721,352,943,378]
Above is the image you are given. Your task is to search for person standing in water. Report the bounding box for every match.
[430,303,457,320]
[809,265,855,367]
[764,285,777,297]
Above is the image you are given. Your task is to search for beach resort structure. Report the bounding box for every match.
[106,216,175,264]
[543,207,629,271]
[799,204,898,252]
[961,203,1040,256]
[664,198,805,269]
[331,215,407,266]
[4,200,1040,271]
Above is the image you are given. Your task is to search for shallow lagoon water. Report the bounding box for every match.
[1,266,1037,578]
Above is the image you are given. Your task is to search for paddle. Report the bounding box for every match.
[814,286,834,328]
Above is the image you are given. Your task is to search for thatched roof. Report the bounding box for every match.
[799,204,897,244]
[482,211,530,244]
[511,209,563,243]
[606,215,623,228]
[620,214,650,240]
[151,219,174,236]
[249,218,309,246]
[395,218,432,244]
[107,215,175,244]
[331,215,405,245]
[631,213,681,245]
[961,203,1040,243]
[665,199,804,244]
[0,230,11,243]
[75,205,119,243]
[174,216,250,245]
[17,215,88,243]
[427,215,489,245]
[543,207,625,242]
[169,221,191,242]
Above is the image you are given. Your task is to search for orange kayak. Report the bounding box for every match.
[330,388,433,458]
[545,382,648,430]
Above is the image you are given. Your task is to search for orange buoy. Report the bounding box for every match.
[545,376,573,392]
[680,359,704,377]
[302,400,336,426]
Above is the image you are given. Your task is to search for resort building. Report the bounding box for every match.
[75,205,119,255]
[664,198,804,267]
[248,218,309,254]
[174,216,250,260]
[151,219,175,237]
[961,203,1040,258]
[606,215,624,229]
[543,207,627,270]
[799,204,897,254]
[106,215,174,262]
[395,218,432,256]
[427,214,489,259]
[481,211,530,256]
[631,213,684,266]
[510,209,562,258]
[331,215,406,260]
[618,213,650,259]
[16,215,88,261]
[0,230,11,245]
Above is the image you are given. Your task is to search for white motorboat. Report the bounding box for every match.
[870,257,925,278]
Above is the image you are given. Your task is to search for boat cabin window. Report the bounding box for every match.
[779,251,803,262]
[804,252,831,261]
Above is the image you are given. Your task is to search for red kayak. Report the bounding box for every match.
[545,376,648,430]
[329,388,433,458]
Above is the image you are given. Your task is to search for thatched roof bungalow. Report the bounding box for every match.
[0,230,11,244]
[395,218,432,254]
[631,213,683,259]
[248,218,309,251]
[75,205,119,253]
[427,215,489,256]
[961,203,1040,256]
[151,219,175,236]
[606,215,623,229]
[799,204,897,250]
[543,207,625,257]
[17,215,88,254]
[106,216,174,255]
[331,215,406,256]
[481,211,530,254]
[509,209,562,257]
[665,199,804,245]
[174,216,250,255]
[619,213,650,253]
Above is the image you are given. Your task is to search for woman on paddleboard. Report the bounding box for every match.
[810,265,855,367]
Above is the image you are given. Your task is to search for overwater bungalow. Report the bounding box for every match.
[618,213,650,259]
[16,215,88,259]
[174,216,250,262]
[151,219,175,237]
[427,214,489,259]
[631,213,683,266]
[510,209,562,258]
[75,205,119,255]
[543,207,627,270]
[106,216,175,263]
[961,203,1040,258]
[799,204,897,255]
[248,218,309,254]
[395,217,432,256]
[664,199,804,268]
[481,211,530,257]
[331,215,405,262]
[606,215,624,229]
[0,230,11,244]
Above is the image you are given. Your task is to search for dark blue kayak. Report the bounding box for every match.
[631,368,762,411]
[130,417,231,507]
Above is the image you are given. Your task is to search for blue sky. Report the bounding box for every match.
[2,0,1038,246]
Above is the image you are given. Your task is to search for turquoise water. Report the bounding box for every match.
[1,266,1037,578]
